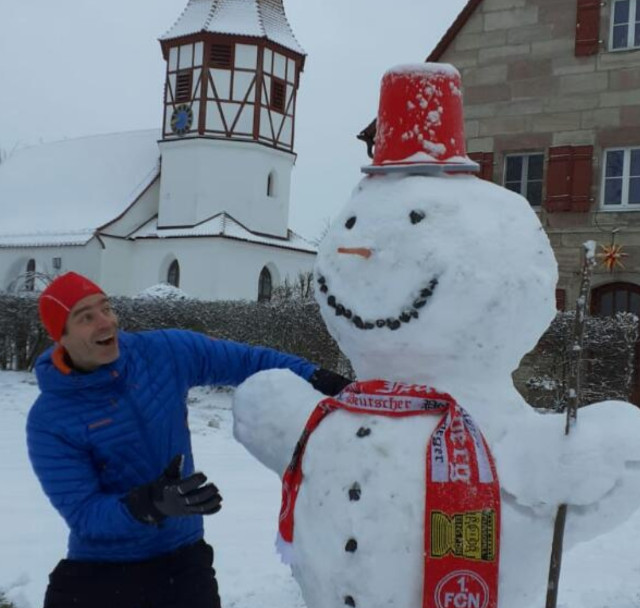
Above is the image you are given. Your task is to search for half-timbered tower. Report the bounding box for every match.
[158,0,306,236]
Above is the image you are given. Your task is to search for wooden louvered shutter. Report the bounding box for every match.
[468,152,494,181]
[575,0,601,56]
[571,146,594,211]
[544,146,593,212]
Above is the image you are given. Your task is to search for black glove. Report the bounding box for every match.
[124,455,222,525]
[310,367,352,396]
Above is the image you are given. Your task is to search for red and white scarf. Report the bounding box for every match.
[279,380,500,608]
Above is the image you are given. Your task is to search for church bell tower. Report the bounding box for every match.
[157,0,306,236]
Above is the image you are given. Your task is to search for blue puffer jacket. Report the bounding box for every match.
[27,329,316,562]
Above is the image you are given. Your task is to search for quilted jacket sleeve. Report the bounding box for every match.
[162,329,317,388]
[27,404,149,541]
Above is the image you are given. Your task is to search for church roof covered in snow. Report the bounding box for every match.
[130,212,316,253]
[160,0,305,56]
[0,130,161,248]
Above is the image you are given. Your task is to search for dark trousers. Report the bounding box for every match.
[43,539,221,608]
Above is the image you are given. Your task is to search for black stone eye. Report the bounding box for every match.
[345,216,357,229]
[410,210,425,224]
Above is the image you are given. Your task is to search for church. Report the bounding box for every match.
[0,0,316,301]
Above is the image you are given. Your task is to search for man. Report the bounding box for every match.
[27,272,349,608]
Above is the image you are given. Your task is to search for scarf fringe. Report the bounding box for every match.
[276,532,294,565]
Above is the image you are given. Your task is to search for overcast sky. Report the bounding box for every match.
[0,0,468,241]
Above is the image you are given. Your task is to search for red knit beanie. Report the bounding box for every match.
[39,272,105,342]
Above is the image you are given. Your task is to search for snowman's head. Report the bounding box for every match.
[315,173,558,386]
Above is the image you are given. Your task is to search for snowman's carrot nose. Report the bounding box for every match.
[337,247,372,259]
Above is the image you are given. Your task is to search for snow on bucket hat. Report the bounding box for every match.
[38,272,105,341]
[362,63,479,175]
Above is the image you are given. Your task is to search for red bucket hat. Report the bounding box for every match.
[39,272,105,341]
[362,63,479,175]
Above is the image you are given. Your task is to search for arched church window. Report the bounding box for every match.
[167,260,180,288]
[25,258,36,291]
[258,267,272,302]
[267,171,277,197]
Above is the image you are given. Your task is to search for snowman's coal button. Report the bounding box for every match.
[345,538,358,552]
[410,310,419,319]
[353,316,364,328]
[336,304,345,316]
[344,596,356,607]
[413,298,427,309]
[421,287,433,298]
[328,295,337,308]
[399,312,411,323]
[344,309,353,319]
[376,319,386,328]
[320,284,328,293]
[317,276,326,285]
[348,482,361,501]
[363,322,375,330]
[356,427,371,438]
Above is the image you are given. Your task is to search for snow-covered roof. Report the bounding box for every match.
[161,0,305,56]
[130,212,317,254]
[0,130,161,248]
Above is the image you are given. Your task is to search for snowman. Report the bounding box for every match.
[233,64,640,608]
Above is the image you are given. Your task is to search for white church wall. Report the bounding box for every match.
[0,241,103,293]
[158,138,293,237]
[99,177,161,238]
[125,237,315,301]
[97,237,136,296]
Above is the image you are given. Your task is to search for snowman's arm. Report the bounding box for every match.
[232,368,324,476]
[497,401,640,537]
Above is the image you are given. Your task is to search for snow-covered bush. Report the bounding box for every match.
[0,293,348,374]
[518,311,638,411]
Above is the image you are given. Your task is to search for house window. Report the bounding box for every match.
[592,282,640,316]
[175,71,193,103]
[270,78,286,113]
[504,153,544,206]
[167,260,180,287]
[210,44,232,69]
[25,258,36,291]
[258,267,272,302]
[602,147,640,208]
[610,0,640,50]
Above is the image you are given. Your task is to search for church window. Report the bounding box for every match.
[25,259,35,291]
[175,71,193,103]
[270,78,286,113]
[258,267,272,302]
[167,260,180,287]
[503,153,544,207]
[210,44,233,69]
[267,171,277,197]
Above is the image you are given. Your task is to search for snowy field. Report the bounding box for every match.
[1,369,640,608]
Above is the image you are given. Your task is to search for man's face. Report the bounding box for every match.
[60,294,120,371]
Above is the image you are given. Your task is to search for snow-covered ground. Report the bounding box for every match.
[1,369,640,608]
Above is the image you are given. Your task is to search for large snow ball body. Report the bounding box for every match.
[314,173,558,382]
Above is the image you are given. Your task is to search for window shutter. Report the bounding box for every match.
[571,145,594,211]
[544,146,593,212]
[575,0,601,56]
[468,152,494,181]
[555,288,567,312]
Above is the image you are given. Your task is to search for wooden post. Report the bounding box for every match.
[545,241,596,608]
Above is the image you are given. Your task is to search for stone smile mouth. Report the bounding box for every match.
[316,275,438,330]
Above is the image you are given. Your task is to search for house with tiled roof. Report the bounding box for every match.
[0,0,315,302]
[362,0,640,320]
